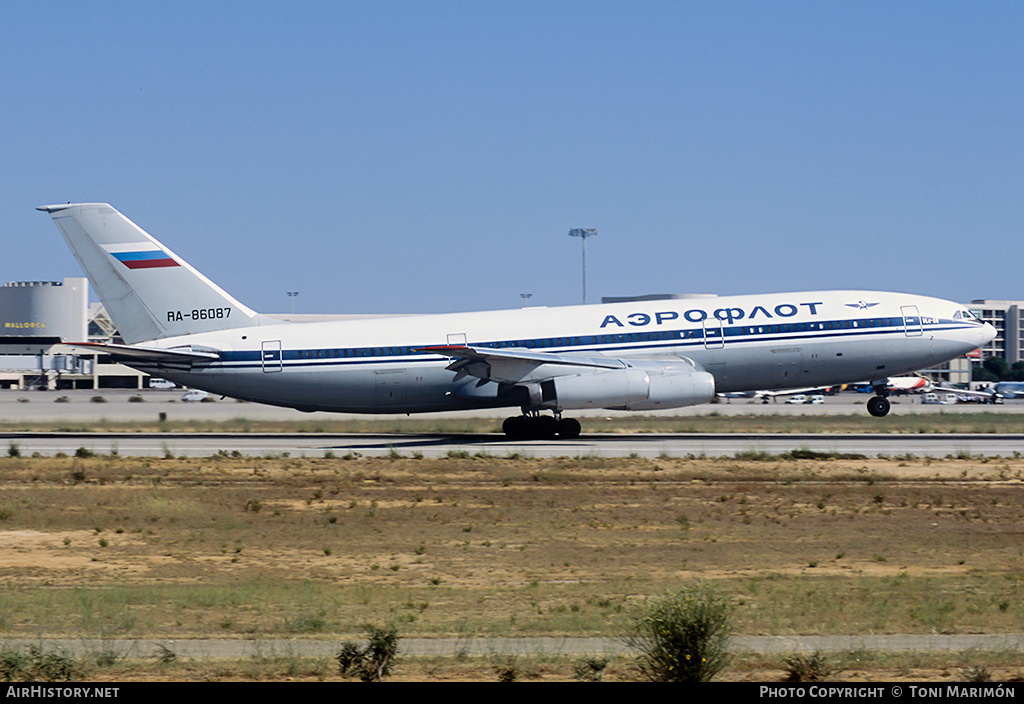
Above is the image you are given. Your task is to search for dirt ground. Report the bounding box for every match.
[1,452,1023,681]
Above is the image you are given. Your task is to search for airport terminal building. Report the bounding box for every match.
[0,278,148,389]
[972,300,1023,366]
[0,278,1016,390]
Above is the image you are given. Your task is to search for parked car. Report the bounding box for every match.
[148,378,175,390]
[785,394,807,404]
[181,389,211,402]
[807,394,825,404]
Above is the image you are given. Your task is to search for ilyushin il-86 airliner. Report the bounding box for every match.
[38,203,996,439]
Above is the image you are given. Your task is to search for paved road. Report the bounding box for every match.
[3,430,1022,458]
[2,634,1023,659]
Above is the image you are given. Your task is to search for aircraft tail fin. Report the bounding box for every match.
[38,203,266,344]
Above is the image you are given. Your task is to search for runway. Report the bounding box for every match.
[4,430,1022,458]
[1,389,1021,458]
[2,388,1022,423]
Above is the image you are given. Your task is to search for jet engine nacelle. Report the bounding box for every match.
[620,367,716,411]
[530,366,715,412]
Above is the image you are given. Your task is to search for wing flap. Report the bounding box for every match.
[417,344,626,384]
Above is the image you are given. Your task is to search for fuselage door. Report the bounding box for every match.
[262,340,283,373]
[770,347,802,388]
[375,369,407,406]
[901,305,923,337]
[702,318,724,349]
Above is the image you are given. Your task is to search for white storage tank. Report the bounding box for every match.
[0,278,88,341]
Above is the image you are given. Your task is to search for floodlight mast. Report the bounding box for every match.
[568,228,597,304]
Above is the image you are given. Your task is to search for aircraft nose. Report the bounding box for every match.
[981,322,997,346]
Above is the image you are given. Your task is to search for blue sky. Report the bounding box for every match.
[4,1,1022,314]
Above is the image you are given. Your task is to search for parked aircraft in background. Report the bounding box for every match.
[887,375,930,393]
[995,382,1024,399]
[770,375,1001,405]
[38,203,996,438]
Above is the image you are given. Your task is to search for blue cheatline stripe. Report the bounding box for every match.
[197,318,977,372]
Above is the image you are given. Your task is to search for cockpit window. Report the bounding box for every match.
[956,309,980,322]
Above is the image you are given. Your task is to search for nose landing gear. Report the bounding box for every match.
[867,395,891,417]
[867,381,891,417]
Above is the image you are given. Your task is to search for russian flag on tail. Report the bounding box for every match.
[102,243,179,269]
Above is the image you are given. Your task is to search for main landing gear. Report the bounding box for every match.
[502,412,582,440]
[867,381,891,417]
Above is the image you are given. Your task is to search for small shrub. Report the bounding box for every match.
[7,443,19,458]
[154,644,176,664]
[336,623,399,682]
[626,581,733,682]
[90,395,107,403]
[783,652,838,682]
[287,611,326,633]
[572,656,608,682]
[0,646,79,681]
[494,656,520,682]
[959,665,992,682]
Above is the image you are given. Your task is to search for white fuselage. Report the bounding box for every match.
[128,290,994,414]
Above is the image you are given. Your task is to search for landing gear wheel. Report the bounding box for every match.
[557,417,582,439]
[503,416,529,438]
[535,416,559,439]
[867,396,891,417]
[502,415,581,439]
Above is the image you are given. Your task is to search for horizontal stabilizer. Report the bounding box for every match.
[67,341,220,364]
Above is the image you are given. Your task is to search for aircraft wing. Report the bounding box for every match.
[418,343,716,412]
[929,385,1000,401]
[66,341,220,364]
[417,344,627,384]
[754,387,830,398]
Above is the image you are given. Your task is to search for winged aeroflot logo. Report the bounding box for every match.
[845,300,879,310]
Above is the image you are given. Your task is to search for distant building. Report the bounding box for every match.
[919,356,973,387]
[0,278,87,342]
[0,278,143,389]
[971,300,1023,366]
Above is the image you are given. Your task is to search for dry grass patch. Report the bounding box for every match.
[0,453,1022,643]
